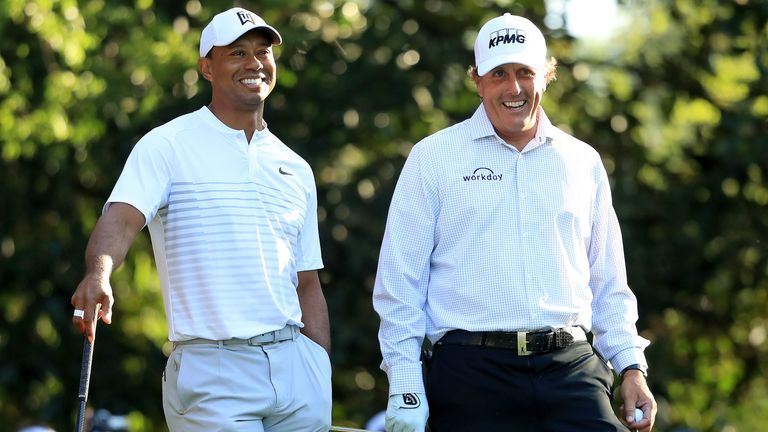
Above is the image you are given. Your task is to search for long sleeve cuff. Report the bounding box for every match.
[610,347,648,376]
[386,362,426,395]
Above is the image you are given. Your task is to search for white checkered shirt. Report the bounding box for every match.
[373,104,650,395]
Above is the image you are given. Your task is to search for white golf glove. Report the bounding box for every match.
[385,392,429,432]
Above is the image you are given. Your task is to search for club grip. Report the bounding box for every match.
[75,305,99,432]
[78,338,94,400]
[76,336,95,432]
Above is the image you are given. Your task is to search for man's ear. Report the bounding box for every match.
[473,74,483,99]
[198,57,213,82]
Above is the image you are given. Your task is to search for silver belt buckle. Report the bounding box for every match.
[517,331,532,356]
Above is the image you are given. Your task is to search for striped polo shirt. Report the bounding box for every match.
[107,106,322,341]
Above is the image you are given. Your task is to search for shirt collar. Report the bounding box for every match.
[196,106,271,142]
[469,103,554,151]
[197,106,239,135]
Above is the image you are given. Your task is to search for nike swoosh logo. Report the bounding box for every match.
[279,167,293,176]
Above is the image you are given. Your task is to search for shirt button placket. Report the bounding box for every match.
[246,134,259,178]
[517,152,535,313]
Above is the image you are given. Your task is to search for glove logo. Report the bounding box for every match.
[402,393,421,407]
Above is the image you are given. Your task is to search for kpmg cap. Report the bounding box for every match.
[199,7,282,57]
[474,13,547,76]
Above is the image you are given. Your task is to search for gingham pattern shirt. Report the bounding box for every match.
[107,107,323,341]
[373,104,650,395]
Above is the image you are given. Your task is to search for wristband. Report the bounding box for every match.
[620,363,648,378]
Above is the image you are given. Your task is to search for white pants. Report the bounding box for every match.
[162,334,332,431]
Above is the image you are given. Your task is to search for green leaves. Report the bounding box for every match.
[1,0,766,430]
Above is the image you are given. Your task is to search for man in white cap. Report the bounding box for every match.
[374,13,657,431]
[70,7,331,431]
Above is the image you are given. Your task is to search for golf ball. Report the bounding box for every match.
[634,408,644,422]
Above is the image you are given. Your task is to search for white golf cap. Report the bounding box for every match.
[474,13,547,76]
[199,7,282,57]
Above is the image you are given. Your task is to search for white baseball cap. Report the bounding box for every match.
[199,7,282,57]
[474,13,547,76]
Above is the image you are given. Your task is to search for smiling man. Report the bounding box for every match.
[70,7,331,431]
[373,13,656,432]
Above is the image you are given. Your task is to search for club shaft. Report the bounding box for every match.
[76,400,86,432]
[329,427,378,432]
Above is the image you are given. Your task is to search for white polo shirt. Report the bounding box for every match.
[107,106,323,341]
[374,104,649,394]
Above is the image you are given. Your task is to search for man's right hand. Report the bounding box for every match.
[71,272,113,342]
[385,392,429,432]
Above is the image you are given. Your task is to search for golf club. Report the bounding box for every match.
[329,427,378,432]
[76,306,100,432]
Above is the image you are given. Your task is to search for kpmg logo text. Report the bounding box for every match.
[237,11,256,26]
[463,167,502,182]
[488,28,526,48]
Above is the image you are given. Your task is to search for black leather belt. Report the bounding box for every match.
[435,328,578,356]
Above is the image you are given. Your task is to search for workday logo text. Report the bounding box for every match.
[463,167,503,182]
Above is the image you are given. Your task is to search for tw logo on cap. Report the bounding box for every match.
[237,11,256,26]
[488,28,527,49]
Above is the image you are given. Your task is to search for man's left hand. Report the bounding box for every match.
[620,369,657,432]
[385,392,428,432]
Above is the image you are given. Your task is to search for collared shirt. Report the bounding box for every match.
[373,104,650,395]
[107,106,323,341]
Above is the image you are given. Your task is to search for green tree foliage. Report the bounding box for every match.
[594,2,768,430]
[0,0,765,431]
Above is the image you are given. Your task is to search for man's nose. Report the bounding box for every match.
[505,76,521,93]
[246,55,262,69]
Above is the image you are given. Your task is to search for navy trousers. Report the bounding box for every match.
[425,341,629,432]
